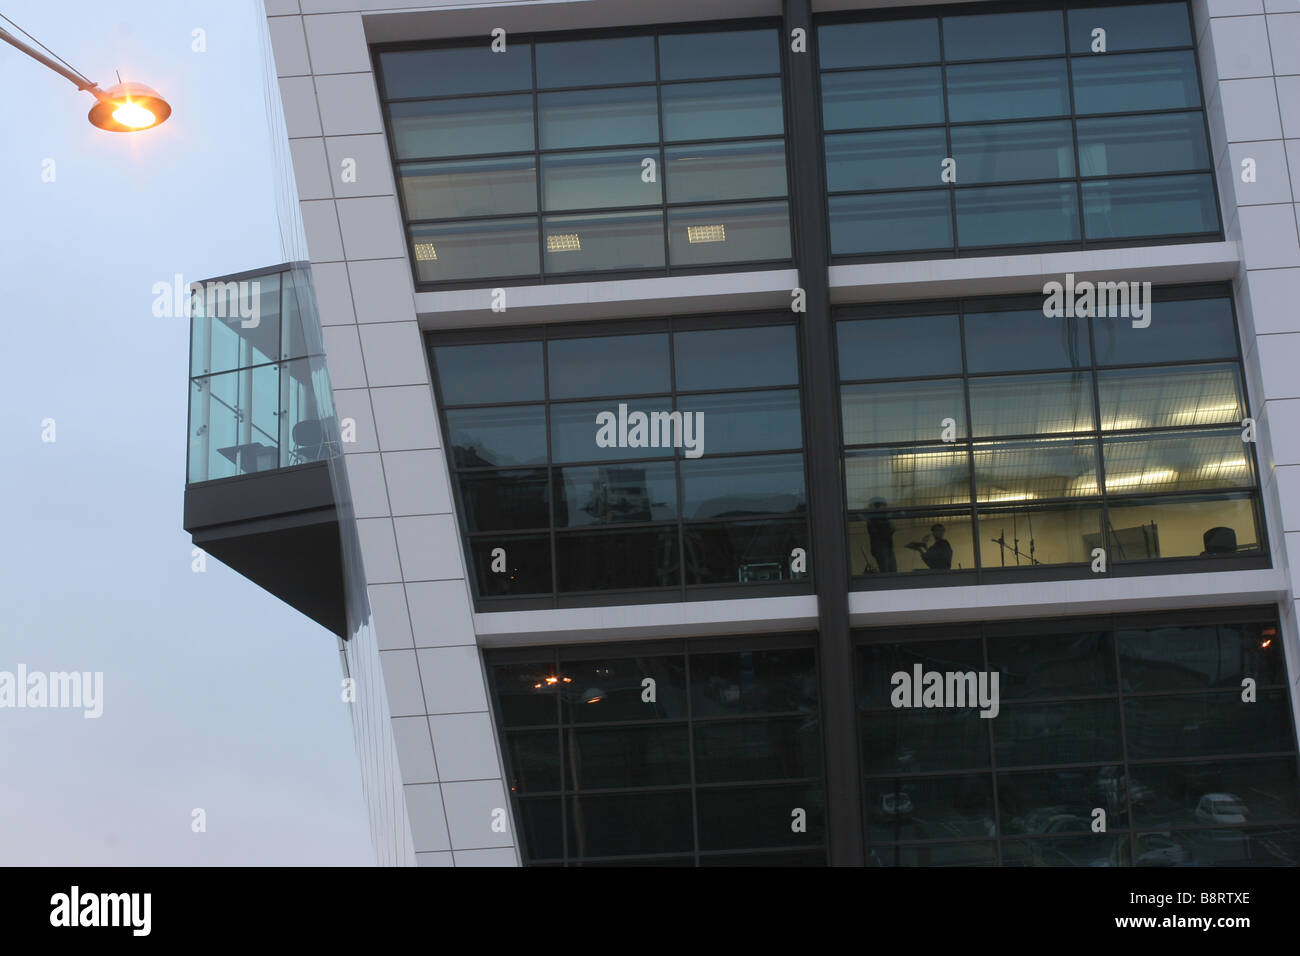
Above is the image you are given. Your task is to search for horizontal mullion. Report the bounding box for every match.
[818,45,1194,78]
[394,133,789,167]
[382,72,785,106]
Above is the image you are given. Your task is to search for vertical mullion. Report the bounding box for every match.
[543,332,559,604]
[532,41,544,283]
[1063,8,1086,246]
[981,629,1004,866]
[655,34,672,274]
[937,14,957,256]
[1111,621,1136,867]
[669,325,687,600]
[686,650,700,865]
[958,303,980,579]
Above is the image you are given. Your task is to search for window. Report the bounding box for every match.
[187,266,338,483]
[858,609,1300,866]
[818,1,1218,259]
[837,287,1264,584]
[377,24,791,287]
[488,636,826,865]
[429,317,810,607]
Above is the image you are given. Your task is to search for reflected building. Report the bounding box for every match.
[184,0,1300,864]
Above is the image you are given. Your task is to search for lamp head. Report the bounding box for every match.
[88,81,171,132]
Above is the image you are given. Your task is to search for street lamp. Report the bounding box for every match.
[0,22,171,131]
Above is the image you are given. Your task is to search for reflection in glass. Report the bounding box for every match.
[560,654,688,721]
[847,444,971,510]
[674,326,798,391]
[986,630,1116,699]
[829,191,952,255]
[998,768,1125,834]
[658,29,779,81]
[683,518,808,584]
[1071,50,1200,115]
[973,437,1099,501]
[1076,112,1210,176]
[379,46,532,99]
[660,78,784,141]
[433,341,544,406]
[541,149,662,210]
[399,156,536,220]
[554,462,677,526]
[1125,690,1293,759]
[538,86,660,149]
[567,791,693,857]
[468,533,551,596]
[1098,364,1243,431]
[549,397,674,463]
[1082,174,1218,239]
[817,19,940,70]
[1131,757,1300,829]
[410,218,539,282]
[866,774,995,843]
[535,35,655,89]
[565,725,689,789]
[821,68,944,130]
[457,469,549,531]
[842,380,966,446]
[666,140,787,204]
[861,708,990,773]
[956,182,1080,247]
[942,9,1064,60]
[825,128,948,191]
[950,120,1074,184]
[964,308,1087,372]
[387,95,534,159]
[995,699,1122,767]
[1091,295,1237,366]
[969,372,1094,437]
[696,784,825,850]
[542,210,665,274]
[691,648,818,716]
[1118,621,1285,691]
[838,314,962,381]
[445,405,547,467]
[946,60,1070,122]
[681,454,805,519]
[1102,428,1254,495]
[555,525,679,591]
[547,334,670,400]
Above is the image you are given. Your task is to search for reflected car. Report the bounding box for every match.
[872,791,913,824]
[1195,793,1249,825]
[1132,832,1186,866]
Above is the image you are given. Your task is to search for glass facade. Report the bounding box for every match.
[187,266,340,483]
[819,1,1219,258]
[839,286,1264,583]
[488,636,826,865]
[858,610,1300,866]
[429,317,811,605]
[378,24,792,287]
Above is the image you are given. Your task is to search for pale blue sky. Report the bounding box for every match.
[0,0,374,864]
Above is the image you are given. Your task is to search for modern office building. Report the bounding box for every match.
[184,0,1300,865]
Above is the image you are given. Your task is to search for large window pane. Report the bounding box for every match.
[679,390,802,454]
[399,156,537,220]
[433,341,544,406]
[410,218,539,282]
[661,78,784,141]
[995,699,1122,767]
[1130,757,1300,830]
[467,533,551,596]
[1068,2,1193,53]
[681,454,806,519]
[560,653,688,721]
[685,519,809,584]
[1125,690,1293,759]
[866,774,995,843]
[965,308,1087,372]
[565,725,690,789]
[842,379,966,446]
[825,128,948,191]
[541,149,662,211]
[1101,428,1255,494]
[542,211,665,274]
[1082,174,1218,239]
[538,86,660,149]
[969,372,1095,438]
[1118,620,1286,692]
[999,768,1123,834]
[818,19,940,69]
[379,45,533,99]
[974,437,1099,501]
[492,660,561,727]
[821,67,944,130]
[956,182,1080,247]
[942,10,1065,61]
[548,333,670,399]
[1104,493,1261,558]
[946,60,1069,122]
[505,732,561,792]
[666,140,787,203]
[849,510,975,574]
[692,648,818,716]
[861,708,990,773]
[445,405,547,467]
[950,120,1074,184]
[1098,364,1244,431]
[697,784,825,851]
[567,791,693,857]
[979,502,1104,567]
[694,718,822,783]
[987,630,1116,699]
[674,326,798,391]
[556,526,680,590]
[457,469,549,531]
[838,314,962,380]
[1091,296,1237,366]
[667,202,791,266]
[847,444,971,510]
[658,29,779,81]
[388,96,534,159]
[1076,112,1210,176]
[535,35,656,89]
[830,191,952,255]
[553,462,678,526]
[1071,50,1200,114]
[549,398,674,463]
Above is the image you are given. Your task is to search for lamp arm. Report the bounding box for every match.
[0,25,109,101]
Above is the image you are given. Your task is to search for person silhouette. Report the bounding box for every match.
[907,523,953,570]
[865,497,896,573]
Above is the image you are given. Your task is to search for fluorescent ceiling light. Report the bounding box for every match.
[413,242,438,261]
[687,224,726,243]
[546,233,581,252]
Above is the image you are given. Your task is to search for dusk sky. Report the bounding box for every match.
[0,0,373,864]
